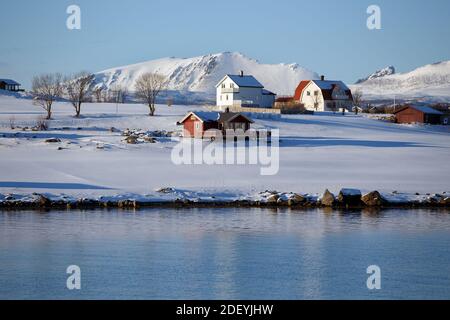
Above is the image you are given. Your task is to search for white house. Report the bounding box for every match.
[216,72,276,109]
[293,76,354,112]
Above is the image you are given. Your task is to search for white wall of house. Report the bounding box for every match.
[216,77,238,107]
[299,81,353,112]
[216,76,275,108]
[299,82,326,111]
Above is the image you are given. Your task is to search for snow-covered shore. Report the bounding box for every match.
[0,94,449,207]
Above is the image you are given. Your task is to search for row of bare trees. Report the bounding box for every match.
[31,72,166,119]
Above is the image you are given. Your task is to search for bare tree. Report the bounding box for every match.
[94,87,104,103]
[166,97,174,107]
[134,73,167,116]
[111,85,128,104]
[9,116,16,130]
[352,89,363,115]
[310,91,322,111]
[65,72,95,117]
[31,73,63,120]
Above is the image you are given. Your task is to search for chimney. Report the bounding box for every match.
[240,70,244,77]
[321,75,325,81]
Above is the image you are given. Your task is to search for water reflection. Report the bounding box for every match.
[0,208,449,300]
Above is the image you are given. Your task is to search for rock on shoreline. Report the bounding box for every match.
[0,188,449,211]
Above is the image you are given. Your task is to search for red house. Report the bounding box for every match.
[178,110,253,138]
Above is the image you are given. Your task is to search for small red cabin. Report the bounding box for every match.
[394,105,443,124]
[178,111,253,138]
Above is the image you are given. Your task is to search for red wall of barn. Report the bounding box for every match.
[396,108,425,124]
[183,118,199,137]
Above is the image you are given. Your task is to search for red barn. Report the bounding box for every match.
[394,105,443,124]
[178,111,253,138]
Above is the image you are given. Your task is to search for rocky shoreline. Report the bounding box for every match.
[0,188,449,211]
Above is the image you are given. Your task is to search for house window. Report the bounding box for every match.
[314,91,319,96]
[220,95,222,101]
[226,95,228,100]
[195,122,200,130]
[230,83,234,88]
[307,91,311,96]
[222,83,225,89]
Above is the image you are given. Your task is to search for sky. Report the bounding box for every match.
[0,0,449,89]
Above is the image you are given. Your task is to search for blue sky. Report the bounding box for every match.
[1,0,449,88]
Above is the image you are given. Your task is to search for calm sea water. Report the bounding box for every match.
[0,208,449,300]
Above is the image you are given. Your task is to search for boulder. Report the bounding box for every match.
[157,187,176,194]
[125,136,138,144]
[5,194,15,201]
[337,188,362,206]
[361,191,388,207]
[36,194,51,207]
[440,197,450,206]
[288,193,305,206]
[143,136,156,143]
[118,200,139,209]
[426,194,444,205]
[266,194,279,204]
[321,189,335,207]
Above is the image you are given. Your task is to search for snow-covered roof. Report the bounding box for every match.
[0,79,20,86]
[217,75,264,88]
[396,105,443,115]
[312,80,350,91]
[179,111,219,123]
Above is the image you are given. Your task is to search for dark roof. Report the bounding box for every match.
[262,89,276,95]
[218,112,254,124]
[312,80,350,91]
[394,105,443,115]
[179,111,254,124]
[294,80,353,101]
[179,111,219,123]
[0,79,20,86]
[226,75,264,88]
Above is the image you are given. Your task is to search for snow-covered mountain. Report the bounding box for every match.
[355,66,395,84]
[93,52,319,103]
[351,61,450,101]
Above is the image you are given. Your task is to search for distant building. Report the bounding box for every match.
[179,110,254,138]
[293,76,353,112]
[216,72,276,109]
[394,105,443,125]
[0,79,22,92]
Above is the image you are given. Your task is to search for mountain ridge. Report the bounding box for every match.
[351,60,450,101]
[93,52,319,103]
[355,66,396,84]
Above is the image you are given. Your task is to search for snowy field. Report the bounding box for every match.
[0,94,449,201]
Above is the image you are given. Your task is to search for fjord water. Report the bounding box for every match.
[0,208,449,300]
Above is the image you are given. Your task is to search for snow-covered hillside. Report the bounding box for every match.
[352,61,450,101]
[0,95,449,200]
[355,66,395,84]
[93,52,319,103]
